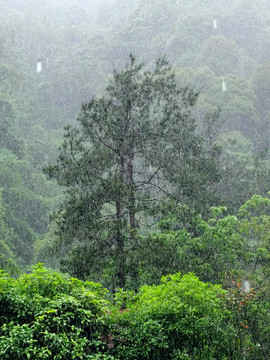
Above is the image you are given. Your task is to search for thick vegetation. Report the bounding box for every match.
[0,0,270,357]
[0,264,267,359]
[1,194,270,358]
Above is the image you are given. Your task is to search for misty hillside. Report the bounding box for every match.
[0,0,269,270]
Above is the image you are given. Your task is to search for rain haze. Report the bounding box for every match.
[0,0,270,358]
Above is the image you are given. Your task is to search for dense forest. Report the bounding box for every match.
[0,0,270,358]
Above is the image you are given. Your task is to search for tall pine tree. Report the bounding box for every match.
[45,55,220,289]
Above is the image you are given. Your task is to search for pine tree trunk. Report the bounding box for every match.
[115,156,126,288]
[127,153,136,231]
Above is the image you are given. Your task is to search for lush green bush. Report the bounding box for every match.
[0,262,267,359]
[0,264,115,360]
[109,273,239,360]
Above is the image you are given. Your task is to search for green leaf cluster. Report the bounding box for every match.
[0,264,112,359]
[0,265,259,360]
[109,273,230,360]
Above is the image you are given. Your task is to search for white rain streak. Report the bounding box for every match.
[36,61,42,73]
[242,280,251,293]
[222,77,227,92]
[213,19,217,30]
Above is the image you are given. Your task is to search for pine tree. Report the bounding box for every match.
[45,55,220,289]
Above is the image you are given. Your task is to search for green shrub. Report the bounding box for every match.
[109,273,234,360]
[0,264,115,359]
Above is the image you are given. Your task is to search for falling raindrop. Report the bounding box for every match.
[213,19,217,30]
[242,280,251,293]
[222,77,227,92]
[36,60,42,73]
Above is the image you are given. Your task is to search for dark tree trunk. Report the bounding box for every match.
[115,156,126,289]
[127,153,136,231]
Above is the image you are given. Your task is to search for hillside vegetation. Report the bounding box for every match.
[0,1,270,358]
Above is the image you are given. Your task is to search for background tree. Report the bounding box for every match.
[45,55,220,289]
[0,189,18,276]
[252,62,270,115]
[199,35,241,76]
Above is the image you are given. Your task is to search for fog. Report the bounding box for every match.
[0,0,269,279]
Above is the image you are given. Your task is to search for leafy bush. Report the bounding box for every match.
[109,273,234,360]
[0,259,267,359]
[0,264,115,359]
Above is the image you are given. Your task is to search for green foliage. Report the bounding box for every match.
[135,194,270,358]
[0,149,54,264]
[0,188,19,276]
[213,131,270,212]
[199,35,240,75]
[221,0,270,63]
[138,193,270,291]
[138,201,243,286]
[1,260,269,359]
[0,264,113,360]
[252,62,270,114]
[109,273,236,360]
